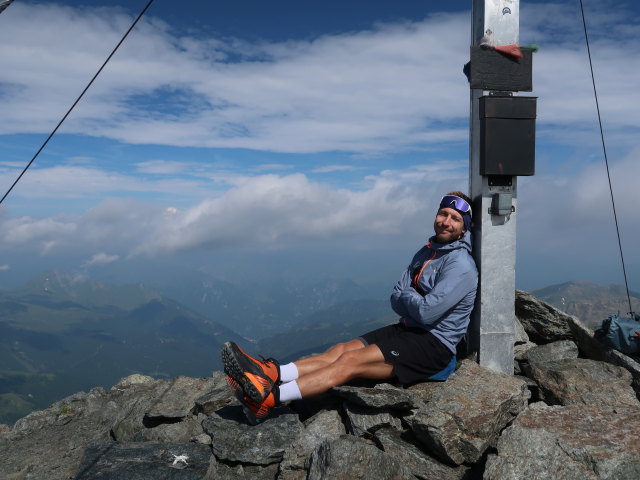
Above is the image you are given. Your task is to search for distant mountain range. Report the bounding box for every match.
[0,269,394,424]
[2,270,638,425]
[143,270,381,341]
[0,270,247,424]
[530,281,640,328]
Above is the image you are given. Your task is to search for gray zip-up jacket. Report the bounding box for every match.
[390,231,478,353]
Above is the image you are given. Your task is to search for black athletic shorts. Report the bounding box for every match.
[359,323,453,385]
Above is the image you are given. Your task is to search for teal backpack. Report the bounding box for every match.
[595,314,640,355]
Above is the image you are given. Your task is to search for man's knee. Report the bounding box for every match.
[326,339,364,357]
[334,347,370,369]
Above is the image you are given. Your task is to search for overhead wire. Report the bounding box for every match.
[578,0,634,316]
[0,0,155,207]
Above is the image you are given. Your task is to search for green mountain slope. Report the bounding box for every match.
[0,271,248,424]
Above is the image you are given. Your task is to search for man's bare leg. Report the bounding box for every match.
[293,338,367,376]
[296,343,394,398]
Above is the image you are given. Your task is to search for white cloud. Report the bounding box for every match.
[0,165,467,257]
[517,146,640,288]
[1,2,637,157]
[312,165,359,173]
[134,160,187,175]
[0,2,638,156]
[253,164,294,172]
[0,264,10,271]
[1,1,639,291]
[0,3,469,154]
[0,164,216,199]
[84,252,120,266]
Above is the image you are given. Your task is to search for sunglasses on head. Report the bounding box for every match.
[439,195,472,216]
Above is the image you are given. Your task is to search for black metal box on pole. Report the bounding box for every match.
[479,95,537,176]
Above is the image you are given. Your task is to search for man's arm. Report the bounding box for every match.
[390,268,412,317]
[399,260,477,327]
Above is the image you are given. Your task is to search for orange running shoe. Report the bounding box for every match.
[226,375,278,425]
[221,342,280,403]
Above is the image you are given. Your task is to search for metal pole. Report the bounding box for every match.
[468,0,520,374]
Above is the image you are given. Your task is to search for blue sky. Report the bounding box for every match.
[0,0,639,292]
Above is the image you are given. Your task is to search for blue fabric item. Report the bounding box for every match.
[428,355,457,381]
[595,314,640,355]
[461,212,472,232]
[390,231,478,354]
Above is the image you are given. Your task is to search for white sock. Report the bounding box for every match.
[279,380,302,403]
[279,362,299,383]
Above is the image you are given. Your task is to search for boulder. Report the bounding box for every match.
[75,441,215,480]
[516,290,574,343]
[524,339,579,365]
[1,387,117,480]
[137,414,207,443]
[333,383,418,410]
[194,371,237,415]
[374,427,471,480]
[566,315,640,398]
[278,409,346,480]
[528,358,639,408]
[484,404,640,480]
[513,341,537,362]
[342,401,403,437]
[203,405,303,465]
[307,435,412,480]
[407,360,530,465]
[211,461,279,479]
[514,316,529,344]
[145,376,220,420]
[110,376,227,442]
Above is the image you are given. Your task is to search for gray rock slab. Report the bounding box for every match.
[374,427,471,480]
[307,435,412,480]
[203,405,303,465]
[211,461,279,480]
[138,414,207,443]
[1,388,118,480]
[342,401,403,437]
[113,374,157,388]
[333,383,418,410]
[74,442,214,480]
[516,290,574,343]
[528,357,640,407]
[146,376,220,419]
[514,316,529,344]
[513,341,537,361]
[194,371,236,415]
[110,379,184,442]
[279,409,345,479]
[408,360,530,465]
[484,404,640,480]
[524,340,579,365]
[567,315,640,398]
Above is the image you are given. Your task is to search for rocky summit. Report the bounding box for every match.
[1,291,640,479]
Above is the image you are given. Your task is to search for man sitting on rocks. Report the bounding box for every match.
[222,191,478,423]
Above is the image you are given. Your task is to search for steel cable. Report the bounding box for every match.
[579,0,634,315]
[0,0,155,207]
